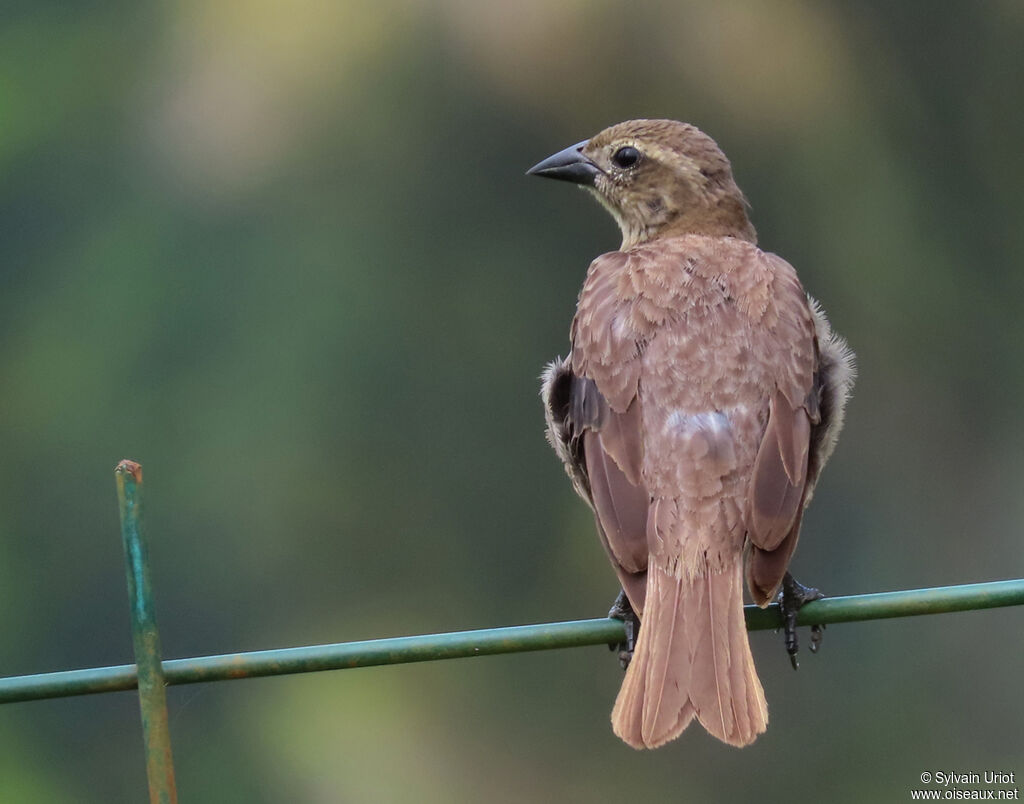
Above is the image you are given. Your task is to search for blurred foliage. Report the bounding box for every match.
[1,1,1022,802]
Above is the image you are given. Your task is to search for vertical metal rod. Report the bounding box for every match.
[116,460,178,804]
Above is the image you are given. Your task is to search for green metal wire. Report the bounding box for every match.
[2,578,1022,705]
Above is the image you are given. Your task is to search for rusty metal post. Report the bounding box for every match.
[116,460,178,804]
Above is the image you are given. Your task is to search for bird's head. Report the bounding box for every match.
[527,119,756,249]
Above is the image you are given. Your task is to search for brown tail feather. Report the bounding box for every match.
[611,561,768,749]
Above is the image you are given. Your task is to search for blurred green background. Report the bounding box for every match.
[2,1,1022,801]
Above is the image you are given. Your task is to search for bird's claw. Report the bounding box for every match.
[778,573,825,670]
[607,589,639,671]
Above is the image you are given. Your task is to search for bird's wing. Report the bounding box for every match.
[583,399,650,613]
[541,358,650,613]
[742,254,821,606]
[541,251,651,613]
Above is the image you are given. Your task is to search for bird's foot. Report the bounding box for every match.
[607,589,639,671]
[778,573,825,670]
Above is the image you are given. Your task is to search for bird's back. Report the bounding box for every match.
[571,235,817,552]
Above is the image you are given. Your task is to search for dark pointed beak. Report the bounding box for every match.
[526,140,601,186]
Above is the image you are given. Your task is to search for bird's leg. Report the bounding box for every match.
[607,589,639,671]
[779,572,825,670]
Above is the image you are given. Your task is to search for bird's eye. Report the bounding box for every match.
[611,146,642,169]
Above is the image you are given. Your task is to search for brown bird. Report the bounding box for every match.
[529,120,854,749]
